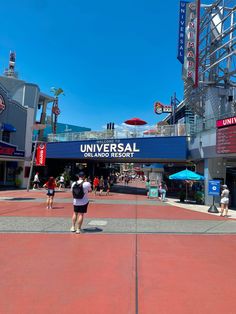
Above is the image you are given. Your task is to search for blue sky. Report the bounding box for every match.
[0,0,203,131]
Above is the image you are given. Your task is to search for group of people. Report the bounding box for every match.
[35,172,91,233]
[92,176,111,196]
[33,172,111,234]
[34,170,232,235]
[33,173,65,191]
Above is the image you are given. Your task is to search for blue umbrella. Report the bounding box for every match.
[169,169,204,202]
[169,169,204,181]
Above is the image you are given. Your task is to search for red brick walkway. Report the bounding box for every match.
[0,187,236,313]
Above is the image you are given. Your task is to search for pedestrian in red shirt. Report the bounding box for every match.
[93,176,100,195]
[43,177,57,209]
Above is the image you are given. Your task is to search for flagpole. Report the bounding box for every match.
[27,123,46,192]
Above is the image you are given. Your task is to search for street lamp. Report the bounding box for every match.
[27,123,46,192]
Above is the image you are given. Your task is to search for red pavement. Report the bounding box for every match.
[0,187,236,313]
[0,188,224,220]
[138,235,236,314]
[0,201,226,220]
[0,234,136,314]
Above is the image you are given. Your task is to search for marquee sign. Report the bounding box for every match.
[177,1,188,64]
[216,116,236,154]
[154,102,172,115]
[216,116,236,128]
[183,2,198,84]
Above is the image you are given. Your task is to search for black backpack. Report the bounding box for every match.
[72,182,85,199]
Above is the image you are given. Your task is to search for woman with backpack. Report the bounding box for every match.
[70,172,92,234]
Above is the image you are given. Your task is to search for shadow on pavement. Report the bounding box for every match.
[111,184,146,195]
[7,197,36,201]
[83,227,103,233]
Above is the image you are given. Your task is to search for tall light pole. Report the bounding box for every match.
[27,123,46,192]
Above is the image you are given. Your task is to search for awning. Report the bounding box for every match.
[1,123,16,132]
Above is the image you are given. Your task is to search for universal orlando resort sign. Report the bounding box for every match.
[80,140,140,158]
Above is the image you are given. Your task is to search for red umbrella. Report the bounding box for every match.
[143,129,159,135]
[124,117,147,126]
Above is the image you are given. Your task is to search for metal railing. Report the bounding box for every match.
[47,124,190,142]
[193,109,236,134]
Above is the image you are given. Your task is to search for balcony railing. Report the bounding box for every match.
[47,124,190,142]
[192,110,236,134]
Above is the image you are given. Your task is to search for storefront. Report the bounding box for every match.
[0,141,25,187]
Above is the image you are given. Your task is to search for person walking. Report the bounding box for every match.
[43,177,57,209]
[99,176,104,196]
[159,181,168,202]
[104,177,111,196]
[145,179,150,198]
[220,184,230,217]
[93,176,99,195]
[33,172,40,190]
[58,174,65,190]
[70,172,92,234]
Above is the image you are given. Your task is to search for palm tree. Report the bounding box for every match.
[50,87,65,134]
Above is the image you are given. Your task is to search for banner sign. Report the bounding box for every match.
[46,137,187,161]
[154,102,172,114]
[0,141,24,157]
[177,1,188,64]
[35,143,47,166]
[183,2,198,84]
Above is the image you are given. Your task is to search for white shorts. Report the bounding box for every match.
[221,197,229,205]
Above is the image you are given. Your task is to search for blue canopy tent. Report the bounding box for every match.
[169,169,204,202]
[142,163,164,171]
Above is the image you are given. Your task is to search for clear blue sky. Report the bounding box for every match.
[0,0,205,131]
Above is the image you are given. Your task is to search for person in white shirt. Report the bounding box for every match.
[70,172,92,234]
[58,174,65,190]
[33,172,40,190]
[220,184,230,217]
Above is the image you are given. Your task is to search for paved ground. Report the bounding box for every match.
[1,181,236,313]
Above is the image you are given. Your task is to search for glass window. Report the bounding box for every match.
[2,131,10,143]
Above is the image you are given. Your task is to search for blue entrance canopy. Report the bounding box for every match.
[47,136,188,161]
[1,123,16,132]
[169,169,204,181]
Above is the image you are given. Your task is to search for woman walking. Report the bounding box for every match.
[159,181,168,202]
[220,184,230,217]
[43,177,57,209]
